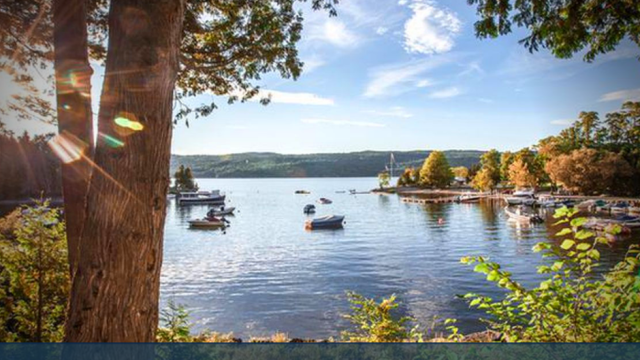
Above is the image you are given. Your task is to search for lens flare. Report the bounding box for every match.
[99,133,125,148]
[47,132,87,164]
[114,116,144,131]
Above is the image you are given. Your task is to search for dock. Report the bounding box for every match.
[400,196,459,204]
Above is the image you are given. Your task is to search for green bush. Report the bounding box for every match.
[156,300,193,342]
[0,201,69,342]
[460,207,640,342]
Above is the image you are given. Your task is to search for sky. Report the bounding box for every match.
[4,0,640,155]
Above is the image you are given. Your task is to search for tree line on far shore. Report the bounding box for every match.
[0,131,61,201]
[395,102,640,196]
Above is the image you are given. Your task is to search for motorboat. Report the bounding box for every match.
[178,190,225,205]
[210,207,235,216]
[504,206,543,223]
[504,189,536,206]
[317,198,333,204]
[305,215,345,230]
[539,197,561,208]
[295,190,310,194]
[584,215,640,231]
[629,206,640,214]
[615,215,640,228]
[456,193,482,203]
[303,204,316,214]
[610,202,629,214]
[188,216,228,229]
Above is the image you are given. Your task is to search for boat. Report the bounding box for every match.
[610,202,629,214]
[504,189,536,206]
[615,214,640,228]
[210,207,235,216]
[456,193,482,203]
[303,204,316,214]
[504,206,543,223]
[188,217,228,229]
[584,215,640,231]
[539,197,561,208]
[629,206,640,214]
[317,198,333,204]
[305,215,345,230]
[178,190,225,205]
[295,190,310,194]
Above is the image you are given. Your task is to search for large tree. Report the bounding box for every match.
[468,0,640,62]
[50,0,336,342]
[419,151,453,188]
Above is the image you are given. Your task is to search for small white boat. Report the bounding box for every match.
[504,189,536,206]
[456,193,482,203]
[178,190,226,205]
[317,198,333,204]
[305,215,345,230]
[188,217,227,229]
[210,207,235,216]
[538,197,561,208]
[629,206,640,214]
[504,206,543,223]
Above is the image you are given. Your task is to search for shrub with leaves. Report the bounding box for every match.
[341,291,414,342]
[461,207,640,342]
[0,201,68,342]
[157,300,194,342]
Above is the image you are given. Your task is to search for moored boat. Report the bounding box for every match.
[305,215,345,230]
[210,206,235,216]
[504,206,543,223]
[178,190,225,205]
[456,193,482,203]
[317,198,333,204]
[295,190,310,194]
[504,189,536,206]
[303,204,316,214]
[188,217,227,229]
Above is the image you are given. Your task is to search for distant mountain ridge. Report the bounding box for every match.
[170,150,483,178]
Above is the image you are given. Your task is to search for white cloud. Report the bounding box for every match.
[458,61,484,77]
[402,0,462,55]
[364,106,413,118]
[363,55,454,98]
[301,118,385,128]
[376,26,389,35]
[478,98,493,104]
[310,19,360,48]
[230,89,334,106]
[598,88,640,102]
[550,119,575,126]
[302,56,326,73]
[428,86,462,99]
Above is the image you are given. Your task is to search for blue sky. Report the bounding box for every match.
[4,0,640,155]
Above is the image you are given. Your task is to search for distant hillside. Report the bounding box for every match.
[170,150,483,178]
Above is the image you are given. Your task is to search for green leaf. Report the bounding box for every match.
[575,230,595,240]
[474,263,490,274]
[576,243,591,251]
[469,298,481,307]
[560,239,575,250]
[570,217,587,228]
[487,270,499,281]
[556,228,573,237]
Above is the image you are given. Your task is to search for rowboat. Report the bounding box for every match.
[188,217,227,229]
[211,207,235,216]
[305,215,345,230]
[504,206,543,223]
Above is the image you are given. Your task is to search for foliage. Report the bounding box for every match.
[377,171,390,189]
[499,151,514,182]
[0,201,69,342]
[545,148,634,195]
[171,150,483,179]
[451,166,469,179]
[471,167,496,191]
[507,159,536,189]
[419,151,454,188]
[468,0,640,62]
[172,165,198,193]
[0,131,61,200]
[157,300,193,343]
[460,207,640,342]
[341,291,414,342]
[472,149,501,191]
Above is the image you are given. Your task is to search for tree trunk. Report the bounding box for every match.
[64,0,185,342]
[52,0,94,274]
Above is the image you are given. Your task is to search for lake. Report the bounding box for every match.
[161,178,639,339]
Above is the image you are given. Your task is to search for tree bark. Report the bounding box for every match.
[52,0,94,274]
[64,0,185,342]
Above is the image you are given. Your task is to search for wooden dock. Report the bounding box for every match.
[400,196,459,204]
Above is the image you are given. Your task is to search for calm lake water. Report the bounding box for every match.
[161,178,639,339]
